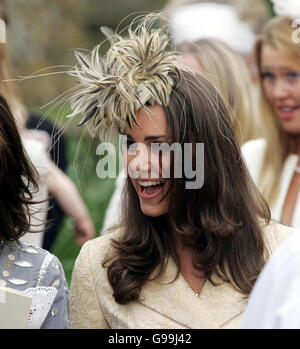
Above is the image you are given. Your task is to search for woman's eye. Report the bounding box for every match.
[125,140,133,148]
[286,71,299,80]
[127,141,138,153]
[261,72,275,80]
[151,142,170,153]
[120,137,136,154]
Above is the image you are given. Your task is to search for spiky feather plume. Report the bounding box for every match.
[67,14,182,140]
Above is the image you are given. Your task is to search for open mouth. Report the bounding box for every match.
[138,180,165,199]
[278,106,299,119]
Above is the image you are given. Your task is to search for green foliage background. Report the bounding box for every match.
[50,133,118,284]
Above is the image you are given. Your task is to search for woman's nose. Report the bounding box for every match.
[272,80,290,100]
[128,143,151,178]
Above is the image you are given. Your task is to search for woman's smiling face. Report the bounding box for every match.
[260,44,300,135]
[123,104,171,217]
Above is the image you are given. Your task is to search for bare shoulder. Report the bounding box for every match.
[262,220,295,255]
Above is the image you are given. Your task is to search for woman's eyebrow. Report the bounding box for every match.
[120,134,168,141]
[120,131,133,139]
[144,135,167,141]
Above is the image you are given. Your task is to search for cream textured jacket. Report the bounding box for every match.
[242,138,300,229]
[70,222,292,329]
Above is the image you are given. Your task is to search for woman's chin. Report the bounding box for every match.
[140,202,168,217]
[280,122,300,135]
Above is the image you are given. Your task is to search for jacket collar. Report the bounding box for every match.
[139,256,246,329]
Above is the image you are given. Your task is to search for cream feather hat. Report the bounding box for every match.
[66,14,182,140]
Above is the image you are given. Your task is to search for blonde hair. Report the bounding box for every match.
[254,16,300,206]
[177,39,260,145]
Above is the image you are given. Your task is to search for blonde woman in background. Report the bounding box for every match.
[242,14,300,229]
[0,12,95,247]
[240,3,300,328]
[101,38,261,234]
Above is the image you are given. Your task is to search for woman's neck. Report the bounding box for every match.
[170,229,206,295]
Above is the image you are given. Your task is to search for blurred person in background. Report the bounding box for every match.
[0,0,69,251]
[0,96,69,328]
[26,113,68,251]
[163,0,271,82]
[0,2,95,248]
[242,0,300,229]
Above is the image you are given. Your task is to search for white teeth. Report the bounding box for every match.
[138,180,162,187]
[281,107,294,112]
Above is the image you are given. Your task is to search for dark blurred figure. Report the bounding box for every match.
[26,113,68,251]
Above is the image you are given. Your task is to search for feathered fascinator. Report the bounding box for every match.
[271,0,300,20]
[67,14,181,140]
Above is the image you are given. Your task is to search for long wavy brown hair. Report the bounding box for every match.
[104,70,271,305]
[0,95,40,242]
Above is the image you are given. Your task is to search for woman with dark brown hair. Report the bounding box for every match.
[0,96,69,328]
[69,14,293,329]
